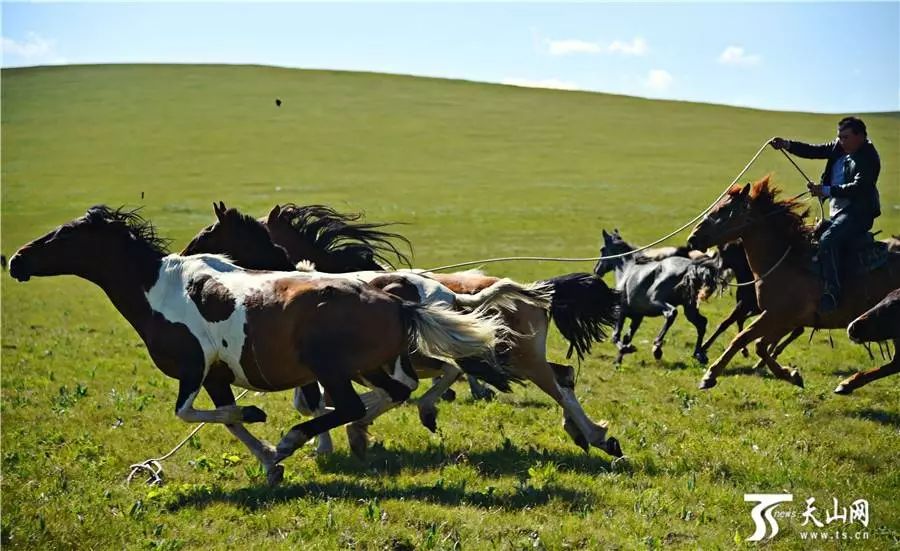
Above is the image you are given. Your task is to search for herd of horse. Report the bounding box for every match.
[8,175,900,486]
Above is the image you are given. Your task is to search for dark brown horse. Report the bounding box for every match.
[687,176,900,390]
[836,288,900,393]
[260,203,624,457]
[9,206,505,485]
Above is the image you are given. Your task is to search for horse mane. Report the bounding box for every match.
[84,205,171,254]
[274,204,412,268]
[730,176,814,253]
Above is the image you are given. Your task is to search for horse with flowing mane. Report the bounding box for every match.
[200,202,624,457]
[687,175,900,390]
[9,206,506,486]
[840,288,900,393]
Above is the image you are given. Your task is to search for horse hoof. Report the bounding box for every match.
[833,383,853,395]
[266,464,284,487]
[473,388,495,402]
[740,348,750,358]
[620,344,637,354]
[346,424,370,460]
[652,346,663,360]
[241,406,267,423]
[441,388,457,402]
[698,378,717,390]
[790,370,805,389]
[694,351,709,365]
[605,437,623,458]
[418,409,438,433]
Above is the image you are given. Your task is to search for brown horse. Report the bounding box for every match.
[261,203,624,457]
[184,202,550,457]
[836,288,900,393]
[9,206,505,485]
[687,176,900,390]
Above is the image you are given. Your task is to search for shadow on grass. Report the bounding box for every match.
[315,440,615,477]
[164,476,594,513]
[849,408,900,428]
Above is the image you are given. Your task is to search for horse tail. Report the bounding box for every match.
[453,278,553,313]
[678,256,722,303]
[399,301,520,391]
[541,272,621,362]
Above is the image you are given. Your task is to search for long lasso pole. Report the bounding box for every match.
[424,138,804,272]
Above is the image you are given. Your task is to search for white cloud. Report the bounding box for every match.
[645,69,673,91]
[608,37,648,56]
[501,77,581,91]
[718,46,761,66]
[2,31,65,66]
[545,37,648,56]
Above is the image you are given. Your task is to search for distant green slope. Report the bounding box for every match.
[2,64,896,273]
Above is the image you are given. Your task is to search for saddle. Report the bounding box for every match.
[811,222,891,278]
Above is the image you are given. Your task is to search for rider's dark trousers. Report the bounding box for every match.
[818,213,873,299]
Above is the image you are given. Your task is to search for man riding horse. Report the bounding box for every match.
[770,116,881,313]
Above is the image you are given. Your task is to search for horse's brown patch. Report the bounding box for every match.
[187,274,236,322]
[368,274,421,302]
[431,273,500,295]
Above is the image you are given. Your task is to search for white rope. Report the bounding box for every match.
[424,137,786,272]
[723,245,792,288]
[126,389,252,485]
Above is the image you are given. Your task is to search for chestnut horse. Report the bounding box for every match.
[837,288,900,393]
[9,206,505,485]
[687,176,900,390]
[260,203,624,457]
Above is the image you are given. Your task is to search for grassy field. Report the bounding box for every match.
[1,64,898,550]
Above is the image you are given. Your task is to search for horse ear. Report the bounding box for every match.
[214,202,226,222]
[267,205,282,225]
[602,229,610,239]
[740,183,751,197]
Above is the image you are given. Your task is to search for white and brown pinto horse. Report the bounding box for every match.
[9,206,506,485]
[257,203,624,457]
[185,203,555,457]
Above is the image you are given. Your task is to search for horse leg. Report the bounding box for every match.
[616,315,642,364]
[683,302,709,364]
[432,377,456,402]
[755,330,805,388]
[203,377,282,486]
[292,384,334,455]
[736,315,749,357]
[699,311,773,390]
[346,359,418,459]
[651,305,678,360]
[701,301,749,356]
[835,339,900,394]
[466,374,495,401]
[417,362,463,433]
[174,365,266,425]
[273,375,366,464]
[533,361,622,457]
[750,326,804,371]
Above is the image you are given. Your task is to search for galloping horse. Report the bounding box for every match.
[185,203,555,457]
[837,288,900,393]
[594,229,721,365]
[259,203,625,457]
[687,176,900,390]
[9,206,505,485]
[699,241,803,361]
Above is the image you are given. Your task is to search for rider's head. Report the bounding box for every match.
[837,116,867,154]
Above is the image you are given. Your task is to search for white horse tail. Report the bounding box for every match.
[453,278,553,313]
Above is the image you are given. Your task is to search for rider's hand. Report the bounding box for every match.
[806,181,824,198]
[770,137,790,150]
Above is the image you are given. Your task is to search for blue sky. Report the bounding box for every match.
[2,2,898,113]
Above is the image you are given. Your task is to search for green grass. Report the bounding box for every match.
[2,64,898,550]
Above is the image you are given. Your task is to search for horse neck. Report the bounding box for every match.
[86,249,163,335]
[739,225,792,278]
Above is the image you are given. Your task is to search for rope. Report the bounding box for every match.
[126,389,251,485]
[424,138,806,272]
[723,246,792,288]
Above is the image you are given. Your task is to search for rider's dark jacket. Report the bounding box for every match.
[787,138,881,221]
